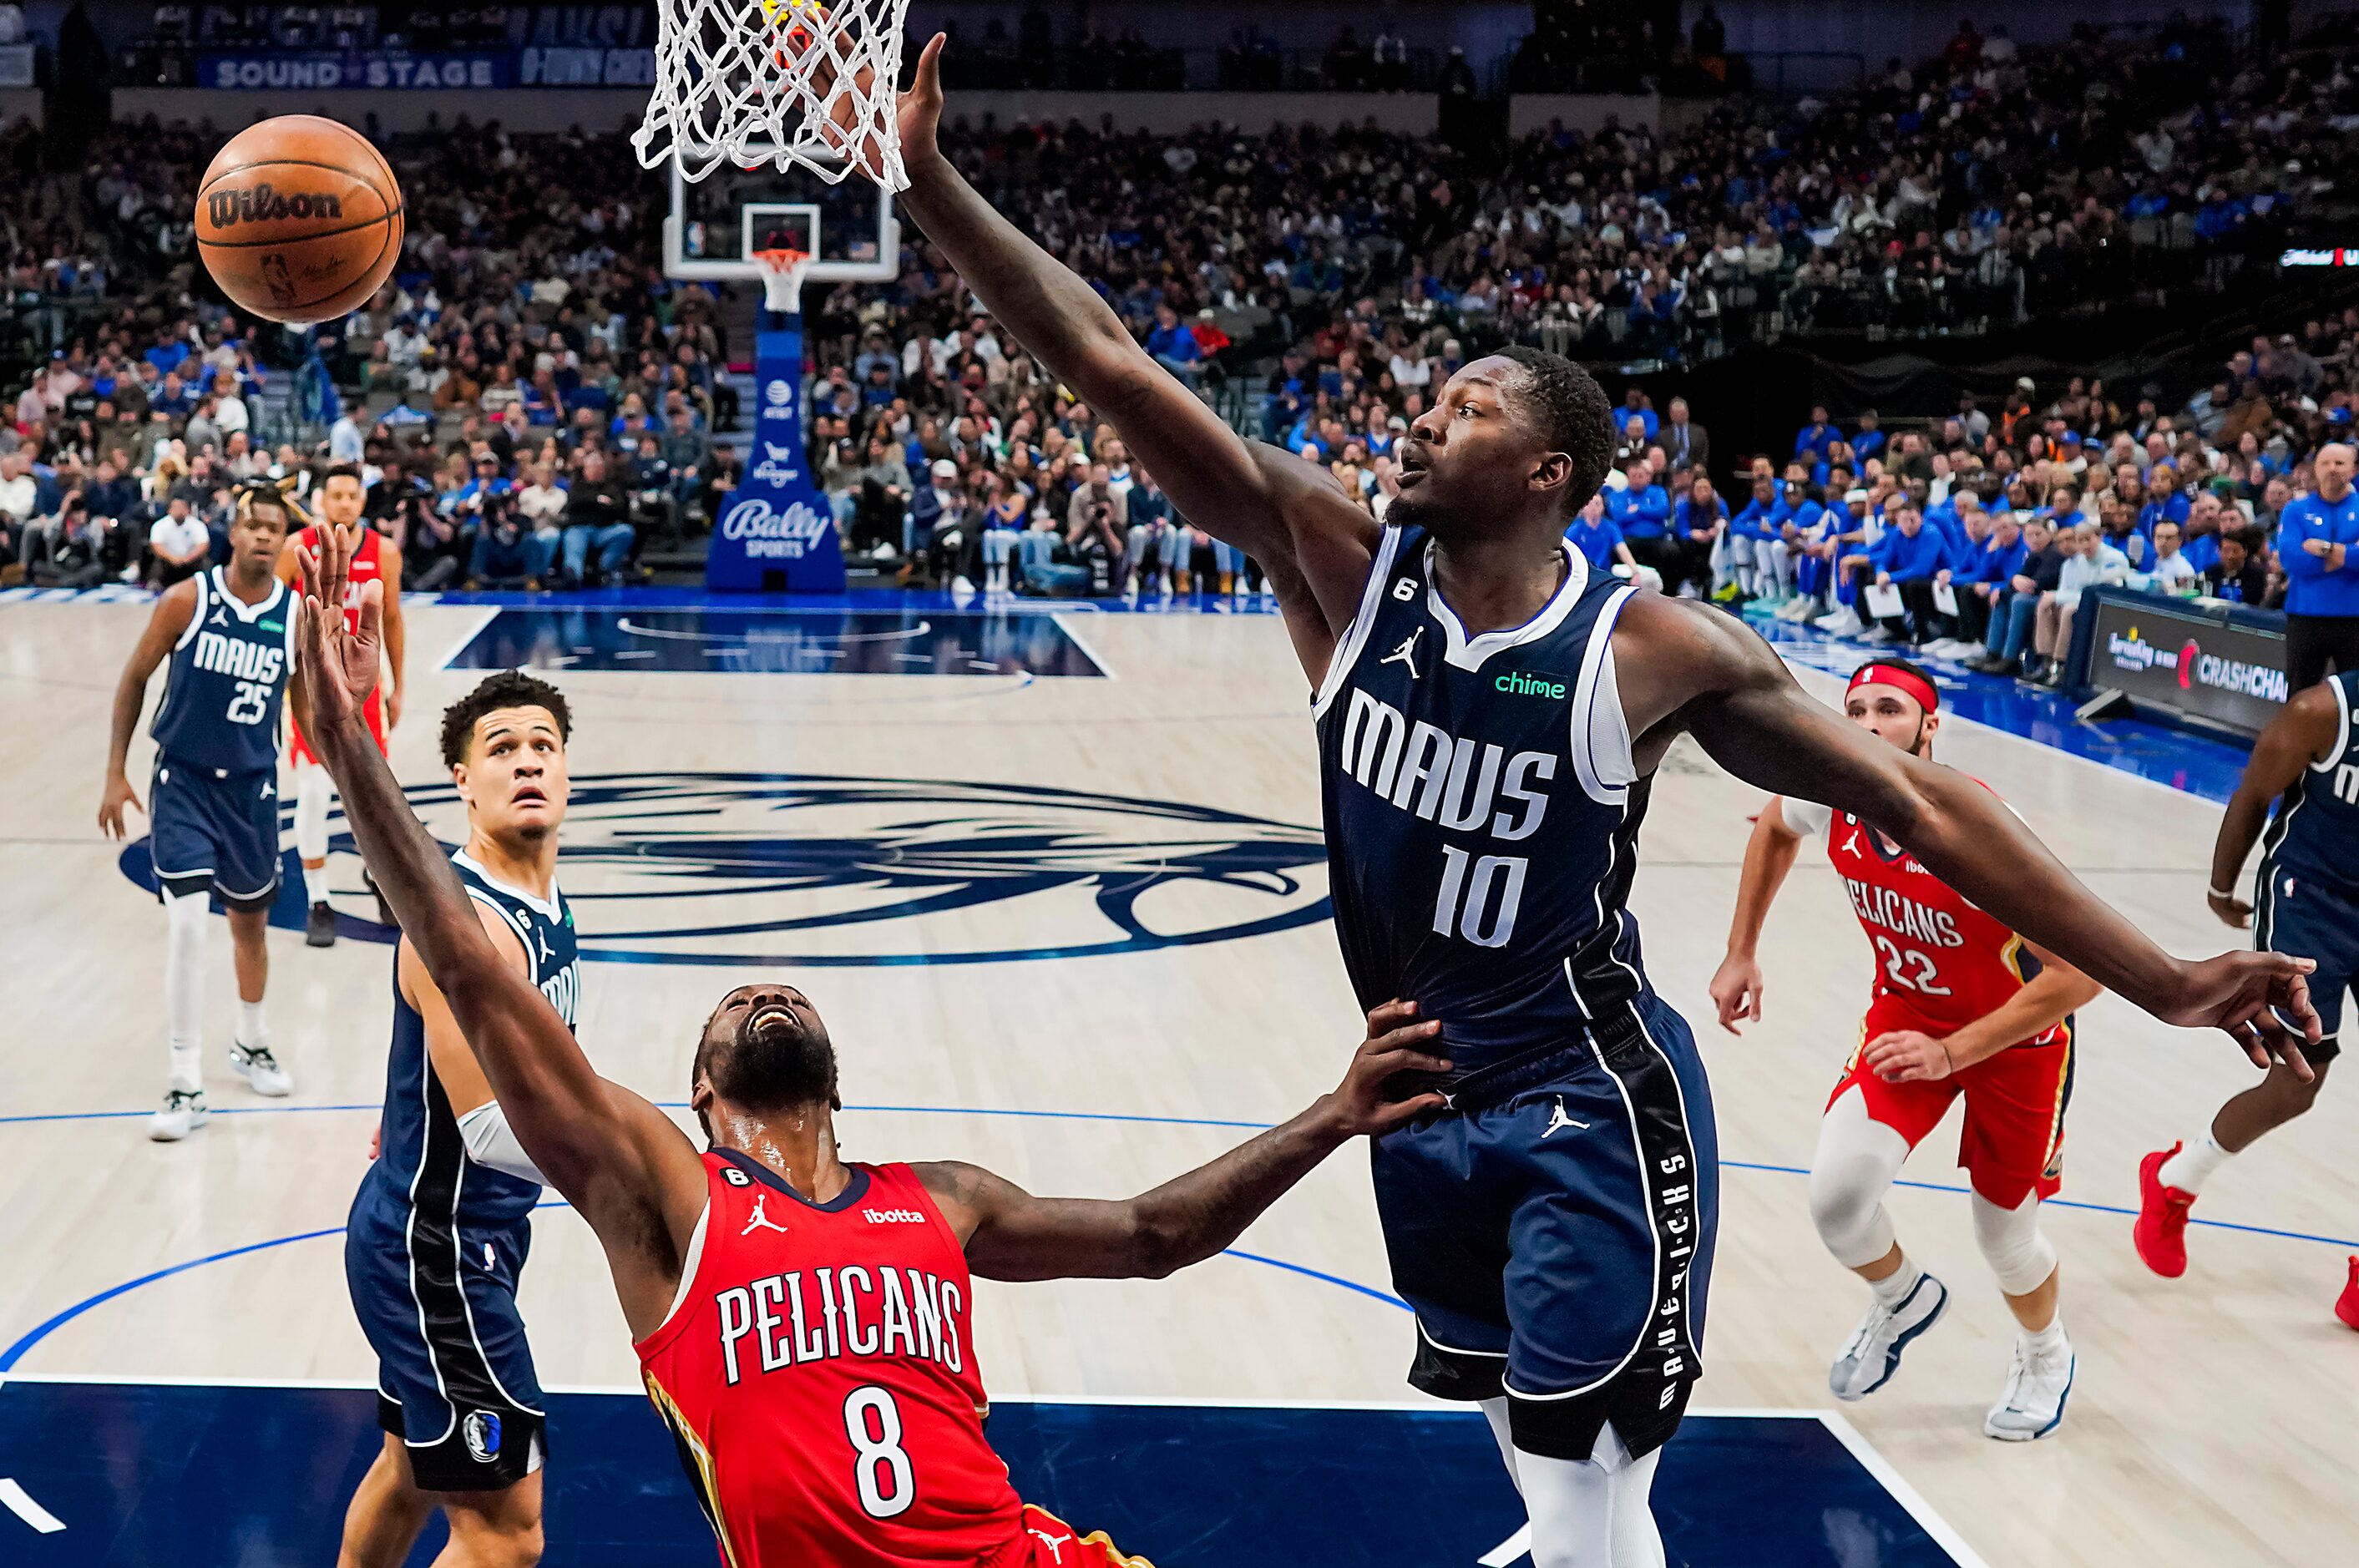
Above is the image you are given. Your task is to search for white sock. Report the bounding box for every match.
[1870,1257,1926,1308]
[296,761,332,866]
[164,888,207,1091]
[302,862,329,906]
[236,999,267,1050]
[2159,1132,2232,1195]
[2020,1312,2068,1358]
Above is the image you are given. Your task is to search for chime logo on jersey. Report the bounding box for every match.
[713,1264,966,1384]
[115,772,1329,964]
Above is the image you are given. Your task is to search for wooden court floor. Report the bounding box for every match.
[1,597,2352,1566]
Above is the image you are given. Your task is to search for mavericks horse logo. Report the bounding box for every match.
[118,772,1332,965]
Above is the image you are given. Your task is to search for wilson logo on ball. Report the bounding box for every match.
[206,184,347,229]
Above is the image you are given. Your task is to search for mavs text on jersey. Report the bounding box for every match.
[1313,525,1719,1462]
[149,567,298,908]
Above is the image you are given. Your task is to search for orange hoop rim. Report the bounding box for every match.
[752,247,812,274]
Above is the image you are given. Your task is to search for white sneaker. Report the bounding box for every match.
[230,1041,292,1097]
[1985,1334,2075,1441]
[1814,610,1857,632]
[1856,626,1899,645]
[1829,1272,1948,1400]
[150,1088,211,1141]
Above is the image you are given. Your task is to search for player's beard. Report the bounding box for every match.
[726,1006,839,1111]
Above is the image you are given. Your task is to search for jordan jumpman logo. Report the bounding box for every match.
[740,1193,789,1236]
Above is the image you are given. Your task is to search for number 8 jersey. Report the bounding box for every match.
[1314,525,1653,1083]
[1786,788,2065,1045]
[633,1151,1027,1568]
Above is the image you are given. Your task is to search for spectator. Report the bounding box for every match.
[2275,442,2359,689]
[560,451,637,587]
[146,496,211,589]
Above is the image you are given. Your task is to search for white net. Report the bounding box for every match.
[634,0,911,189]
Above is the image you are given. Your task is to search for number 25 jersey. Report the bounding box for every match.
[634,1151,1028,1568]
[1314,526,1653,1079]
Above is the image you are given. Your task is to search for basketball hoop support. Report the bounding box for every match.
[754,248,813,316]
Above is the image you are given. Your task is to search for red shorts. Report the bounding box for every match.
[1829,996,2075,1209]
[1010,1505,1156,1567]
[290,687,386,766]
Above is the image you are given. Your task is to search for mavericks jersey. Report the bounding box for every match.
[1789,790,2066,1046]
[1314,525,1653,1080]
[150,567,296,775]
[634,1153,1024,1568]
[2263,670,2359,898]
[366,851,580,1231]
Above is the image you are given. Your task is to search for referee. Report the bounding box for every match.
[2277,443,2359,690]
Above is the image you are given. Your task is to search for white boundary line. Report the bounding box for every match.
[1814,1408,1993,1568]
[0,1478,66,1534]
[430,606,503,672]
[1050,611,1118,680]
[0,1375,1981,1560]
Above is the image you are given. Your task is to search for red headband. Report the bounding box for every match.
[1849,662,1939,715]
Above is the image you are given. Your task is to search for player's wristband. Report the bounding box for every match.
[2208,883,2239,900]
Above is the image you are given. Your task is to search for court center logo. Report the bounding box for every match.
[116,772,1332,966]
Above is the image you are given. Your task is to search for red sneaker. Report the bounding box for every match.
[2337,1258,2359,1332]
[2134,1145,2197,1278]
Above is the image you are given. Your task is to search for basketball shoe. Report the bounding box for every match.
[2133,1144,2195,1277]
[2336,1258,2359,1332]
[231,1041,293,1097]
[149,1089,210,1141]
[1830,1272,1949,1400]
[1985,1330,2074,1441]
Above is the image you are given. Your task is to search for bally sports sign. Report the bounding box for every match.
[706,323,844,592]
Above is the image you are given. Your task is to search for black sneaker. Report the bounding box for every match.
[306,901,337,947]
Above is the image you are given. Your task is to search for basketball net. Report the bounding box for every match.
[634,0,911,188]
[753,248,814,315]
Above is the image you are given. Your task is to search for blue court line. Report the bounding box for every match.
[6,1100,2354,1252]
[0,1199,1404,1374]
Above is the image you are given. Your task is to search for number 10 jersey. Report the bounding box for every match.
[1314,526,1654,1087]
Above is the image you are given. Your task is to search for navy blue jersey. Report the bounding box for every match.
[367,851,581,1230]
[2263,670,2359,898]
[1314,525,1651,1083]
[150,568,296,775]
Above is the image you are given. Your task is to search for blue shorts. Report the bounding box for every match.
[1370,990,1719,1462]
[149,755,281,909]
[2257,861,2358,1060]
[345,1174,546,1491]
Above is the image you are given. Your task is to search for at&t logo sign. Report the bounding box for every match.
[720,498,832,560]
[764,378,793,407]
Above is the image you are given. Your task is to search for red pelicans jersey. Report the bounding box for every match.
[635,1150,1029,1568]
[1797,792,2065,1047]
[288,523,386,758]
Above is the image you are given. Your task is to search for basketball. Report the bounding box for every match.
[195,115,404,326]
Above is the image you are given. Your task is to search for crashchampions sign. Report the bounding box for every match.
[706,323,845,592]
[2086,590,2290,736]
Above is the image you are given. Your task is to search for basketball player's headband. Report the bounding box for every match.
[1848,662,1939,715]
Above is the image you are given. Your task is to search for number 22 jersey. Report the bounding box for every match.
[1314,526,1653,1081]
[634,1151,1030,1568]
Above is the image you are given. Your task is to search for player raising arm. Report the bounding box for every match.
[863,36,2315,1065]
[291,524,1450,1568]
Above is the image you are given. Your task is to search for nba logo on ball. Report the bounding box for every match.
[463,1411,503,1462]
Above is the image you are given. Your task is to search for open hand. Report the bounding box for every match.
[2162,949,2319,1080]
[296,520,384,743]
[1322,999,1451,1138]
[803,24,944,189]
[2206,886,2252,929]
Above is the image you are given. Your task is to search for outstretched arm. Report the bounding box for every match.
[1614,594,2318,1070]
[292,525,706,1333]
[2207,683,2341,928]
[918,1002,1447,1281]
[864,38,1379,677]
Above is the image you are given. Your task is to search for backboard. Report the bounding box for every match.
[665,146,899,294]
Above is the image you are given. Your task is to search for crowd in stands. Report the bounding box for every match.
[1571,316,2359,689]
[1,117,745,590]
[4,17,2357,614]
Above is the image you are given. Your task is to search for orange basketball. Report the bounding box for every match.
[195,115,405,326]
